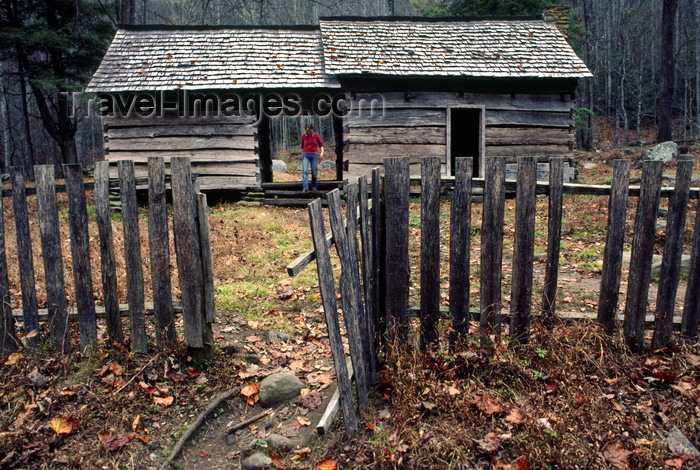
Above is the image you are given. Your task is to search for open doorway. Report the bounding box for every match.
[449,108,483,177]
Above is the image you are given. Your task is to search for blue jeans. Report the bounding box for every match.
[302,153,318,191]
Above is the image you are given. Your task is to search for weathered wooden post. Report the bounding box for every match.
[94,161,125,345]
[64,164,98,348]
[371,168,384,344]
[11,167,39,347]
[541,157,564,327]
[653,159,693,348]
[197,192,216,358]
[510,156,536,346]
[0,193,18,354]
[148,157,176,348]
[623,161,663,352]
[35,165,69,351]
[480,157,506,345]
[420,157,441,348]
[358,176,377,379]
[597,159,631,335]
[119,160,148,353]
[681,189,700,339]
[449,157,472,341]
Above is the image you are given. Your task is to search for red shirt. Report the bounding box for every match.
[301,132,323,154]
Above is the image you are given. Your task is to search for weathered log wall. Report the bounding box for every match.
[103,115,260,190]
[345,91,575,178]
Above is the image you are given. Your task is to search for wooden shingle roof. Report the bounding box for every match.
[87,18,591,93]
[319,18,591,78]
[86,27,339,92]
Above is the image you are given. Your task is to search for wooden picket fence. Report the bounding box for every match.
[0,157,215,357]
[291,155,700,436]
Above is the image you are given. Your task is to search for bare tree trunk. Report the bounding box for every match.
[657,0,678,142]
[18,75,35,175]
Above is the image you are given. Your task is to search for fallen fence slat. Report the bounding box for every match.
[653,159,693,349]
[449,158,472,340]
[35,165,69,351]
[95,161,125,345]
[308,198,357,436]
[64,164,98,348]
[317,358,354,436]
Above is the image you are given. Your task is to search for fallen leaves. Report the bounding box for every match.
[153,396,174,407]
[316,457,338,470]
[241,383,260,406]
[4,352,22,366]
[602,438,633,470]
[99,431,130,452]
[470,394,505,415]
[298,391,322,409]
[269,450,285,469]
[49,415,78,435]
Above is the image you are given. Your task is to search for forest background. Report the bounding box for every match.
[0,0,698,176]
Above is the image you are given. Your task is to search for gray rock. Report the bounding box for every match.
[241,452,272,470]
[226,434,237,446]
[635,141,679,168]
[243,354,261,365]
[622,252,692,279]
[28,370,48,389]
[259,373,304,406]
[629,140,649,147]
[656,219,667,232]
[266,330,292,343]
[271,159,287,173]
[582,162,597,169]
[266,433,293,451]
[319,160,336,170]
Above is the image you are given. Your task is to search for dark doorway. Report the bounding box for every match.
[450,108,481,177]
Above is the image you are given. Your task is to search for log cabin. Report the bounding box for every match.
[86,15,591,190]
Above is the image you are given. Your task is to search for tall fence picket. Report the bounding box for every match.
[420,156,441,348]
[308,199,357,435]
[652,159,694,349]
[623,161,664,352]
[682,195,700,339]
[480,157,506,344]
[197,192,215,360]
[64,164,98,348]
[148,157,176,348]
[358,176,377,380]
[0,194,17,354]
[384,157,410,337]
[11,167,39,347]
[510,156,537,346]
[449,157,473,340]
[371,168,383,343]
[35,165,69,351]
[327,188,370,411]
[597,160,631,335]
[541,157,564,325]
[119,160,148,353]
[95,161,125,345]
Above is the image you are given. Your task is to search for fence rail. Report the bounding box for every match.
[0,158,215,357]
[295,156,700,436]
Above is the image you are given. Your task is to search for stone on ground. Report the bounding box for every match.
[272,159,287,173]
[241,452,272,470]
[266,433,293,451]
[259,373,304,406]
[635,141,679,168]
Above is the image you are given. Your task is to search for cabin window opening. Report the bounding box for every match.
[449,108,482,177]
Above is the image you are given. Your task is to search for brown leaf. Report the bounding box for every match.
[194,373,208,385]
[153,396,174,407]
[269,450,285,469]
[98,430,115,446]
[505,408,526,425]
[513,456,533,470]
[131,433,151,444]
[4,352,22,366]
[131,415,140,432]
[316,457,338,470]
[49,415,78,435]
[664,458,683,469]
[573,394,587,409]
[290,447,311,462]
[473,432,501,454]
[241,383,260,406]
[471,394,505,415]
[602,439,633,470]
[105,434,129,452]
[187,368,202,378]
[299,391,322,409]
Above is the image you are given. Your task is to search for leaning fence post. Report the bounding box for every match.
[510,156,536,347]
[11,167,39,347]
[681,189,700,339]
[119,160,148,353]
[171,157,205,354]
[541,157,564,327]
[358,176,377,380]
[0,193,18,354]
[623,161,663,352]
[64,164,98,348]
[148,157,176,348]
[597,159,631,335]
[35,165,69,352]
[308,198,357,435]
[95,161,125,345]
[652,159,693,349]
[371,168,383,345]
[449,157,472,341]
[480,157,506,346]
[197,192,216,359]
[420,157,441,348]
[384,157,410,338]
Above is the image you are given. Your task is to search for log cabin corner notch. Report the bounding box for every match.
[86,16,592,190]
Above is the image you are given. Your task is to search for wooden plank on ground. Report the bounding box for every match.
[64,164,98,348]
[450,158,472,340]
[119,160,148,353]
[317,358,354,435]
[35,166,69,351]
[11,168,39,347]
[509,156,537,347]
[420,157,442,348]
[653,159,693,349]
[541,158,564,326]
[308,199,357,436]
[148,158,176,348]
[623,161,663,352]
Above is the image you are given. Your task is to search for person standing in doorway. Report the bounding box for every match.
[300,123,324,192]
